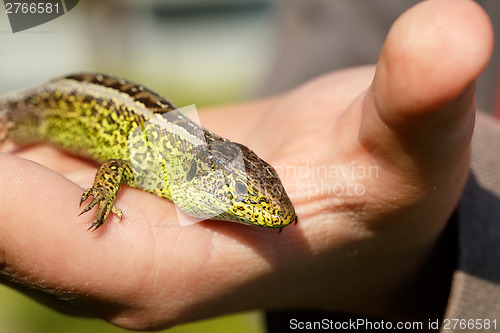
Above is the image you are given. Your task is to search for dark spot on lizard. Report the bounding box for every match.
[187,161,197,182]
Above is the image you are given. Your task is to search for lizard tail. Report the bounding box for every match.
[0,105,11,144]
[0,87,43,145]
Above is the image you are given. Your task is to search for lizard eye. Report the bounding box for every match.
[187,161,197,182]
[235,180,248,196]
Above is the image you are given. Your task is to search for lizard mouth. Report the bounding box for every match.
[233,202,297,228]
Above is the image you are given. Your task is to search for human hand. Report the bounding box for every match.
[0,0,493,330]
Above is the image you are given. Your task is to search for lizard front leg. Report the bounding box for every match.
[79,159,135,231]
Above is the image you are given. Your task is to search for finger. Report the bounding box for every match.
[0,155,154,289]
[360,0,493,180]
[14,145,97,173]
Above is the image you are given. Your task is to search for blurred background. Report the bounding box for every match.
[0,1,499,332]
[0,0,277,107]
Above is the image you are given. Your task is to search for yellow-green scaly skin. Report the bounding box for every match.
[0,73,297,230]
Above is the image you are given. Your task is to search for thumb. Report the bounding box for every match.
[361,0,493,182]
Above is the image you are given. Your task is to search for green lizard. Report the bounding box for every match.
[0,73,296,231]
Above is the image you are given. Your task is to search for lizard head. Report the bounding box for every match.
[172,141,297,228]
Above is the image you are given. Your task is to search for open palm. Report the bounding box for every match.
[0,0,493,330]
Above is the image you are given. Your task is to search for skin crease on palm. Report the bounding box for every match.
[0,0,494,330]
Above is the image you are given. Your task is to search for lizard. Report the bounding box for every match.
[0,73,297,231]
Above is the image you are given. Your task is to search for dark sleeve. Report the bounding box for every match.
[442,114,500,329]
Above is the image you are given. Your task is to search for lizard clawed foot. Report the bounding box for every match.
[79,187,123,231]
